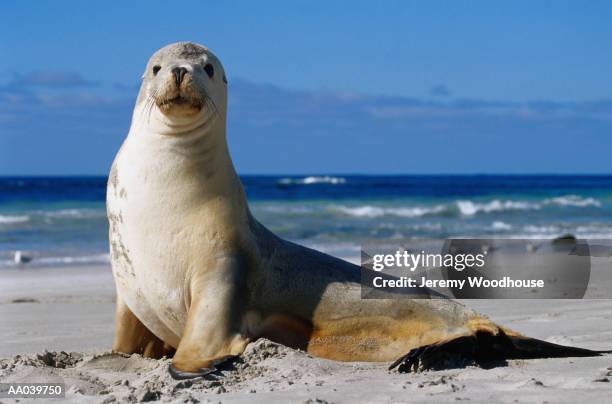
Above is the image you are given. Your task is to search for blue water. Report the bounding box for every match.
[1,175,612,267]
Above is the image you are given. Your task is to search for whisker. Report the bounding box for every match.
[205,95,220,120]
[144,88,158,126]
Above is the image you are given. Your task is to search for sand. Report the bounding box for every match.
[1,264,611,403]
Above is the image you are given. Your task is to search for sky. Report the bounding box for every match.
[1,0,612,175]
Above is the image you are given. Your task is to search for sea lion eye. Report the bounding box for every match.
[152,65,161,75]
[204,63,214,78]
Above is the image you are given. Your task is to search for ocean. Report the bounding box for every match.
[1,175,612,268]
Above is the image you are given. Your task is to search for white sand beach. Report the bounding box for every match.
[1,263,611,403]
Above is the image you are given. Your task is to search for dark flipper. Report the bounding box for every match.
[168,355,238,380]
[168,364,218,380]
[389,329,610,373]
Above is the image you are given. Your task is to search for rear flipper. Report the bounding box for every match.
[389,329,611,373]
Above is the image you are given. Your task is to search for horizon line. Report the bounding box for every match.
[2,173,612,178]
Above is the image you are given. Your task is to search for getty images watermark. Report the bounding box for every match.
[360,237,612,299]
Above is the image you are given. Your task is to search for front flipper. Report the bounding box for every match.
[169,255,250,380]
[169,355,238,379]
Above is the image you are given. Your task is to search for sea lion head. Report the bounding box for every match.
[138,42,227,121]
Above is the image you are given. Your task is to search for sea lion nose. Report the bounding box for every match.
[172,67,188,87]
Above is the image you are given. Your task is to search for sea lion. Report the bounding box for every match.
[107,42,608,379]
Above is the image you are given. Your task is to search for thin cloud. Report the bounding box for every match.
[230,78,612,122]
[2,76,612,175]
[2,75,612,125]
[9,71,98,88]
[430,84,452,97]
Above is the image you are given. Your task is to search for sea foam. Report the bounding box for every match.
[278,176,347,185]
[331,204,446,218]
[456,200,540,216]
[0,215,30,224]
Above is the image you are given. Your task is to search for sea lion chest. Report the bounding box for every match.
[107,138,227,342]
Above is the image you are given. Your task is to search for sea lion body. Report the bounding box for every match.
[109,134,478,361]
[107,42,607,377]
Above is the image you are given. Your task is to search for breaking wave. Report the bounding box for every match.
[41,209,106,219]
[329,195,602,219]
[456,200,540,216]
[545,195,601,207]
[37,253,111,265]
[330,204,447,218]
[0,209,107,227]
[0,252,111,269]
[0,215,30,224]
[278,176,347,185]
[492,221,513,230]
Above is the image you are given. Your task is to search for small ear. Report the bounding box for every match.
[223,75,228,84]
